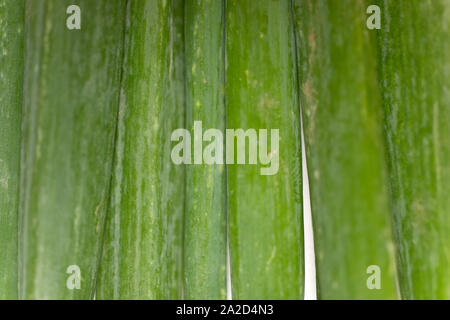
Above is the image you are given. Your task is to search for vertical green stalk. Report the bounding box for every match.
[97,0,185,299]
[184,0,227,299]
[293,0,397,299]
[20,0,126,299]
[226,0,303,299]
[0,0,24,300]
[376,0,450,299]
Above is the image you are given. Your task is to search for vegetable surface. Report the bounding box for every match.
[20,0,126,299]
[226,0,303,299]
[97,0,185,299]
[376,0,450,299]
[0,0,24,300]
[293,0,398,299]
[184,0,227,299]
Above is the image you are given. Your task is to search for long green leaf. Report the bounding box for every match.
[226,0,303,299]
[97,0,185,299]
[376,0,450,299]
[293,0,398,299]
[0,0,24,300]
[184,0,227,299]
[20,0,126,299]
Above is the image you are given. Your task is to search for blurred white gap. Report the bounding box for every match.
[225,113,317,300]
[301,111,317,300]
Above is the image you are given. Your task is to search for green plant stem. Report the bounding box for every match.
[376,0,450,299]
[184,0,227,299]
[97,0,185,299]
[20,0,127,299]
[293,0,398,300]
[226,0,303,299]
[0,0,24,300]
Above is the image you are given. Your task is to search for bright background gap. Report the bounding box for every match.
[301,109,317,300]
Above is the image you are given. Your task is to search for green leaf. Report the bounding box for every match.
[376,0,450,299]
[97,0,185,299]
[293,0,398,299]
[20,0,127,299]
[0,0,24,300]
[226,0,304,299]
[184,0,227,299]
